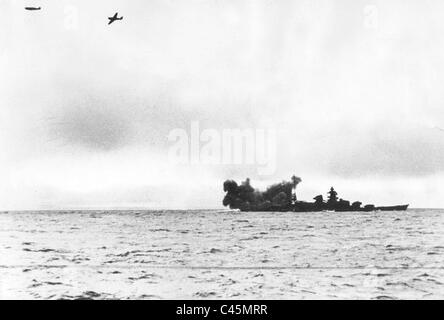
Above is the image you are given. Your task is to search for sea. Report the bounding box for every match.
[0,209,443,299]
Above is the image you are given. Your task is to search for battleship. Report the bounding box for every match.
[223,176,409,212]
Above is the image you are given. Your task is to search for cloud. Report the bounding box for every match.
[2,0,444,208]
[48,100,131,151]
[325,126,444,177]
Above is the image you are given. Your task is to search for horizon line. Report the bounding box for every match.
[0,207,441,212]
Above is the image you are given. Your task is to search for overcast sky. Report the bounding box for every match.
[1,0,444,209]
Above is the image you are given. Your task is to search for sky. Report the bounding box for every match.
[1,0,444,209]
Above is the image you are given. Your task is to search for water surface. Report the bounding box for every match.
[0,209,443,299]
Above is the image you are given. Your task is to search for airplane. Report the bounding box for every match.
[108,12,123,25]
[25,7,41,11]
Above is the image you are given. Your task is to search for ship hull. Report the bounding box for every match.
[238,204,409,212]
[375,204,409,211]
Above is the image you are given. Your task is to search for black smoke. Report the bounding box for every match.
[223,178,295,211]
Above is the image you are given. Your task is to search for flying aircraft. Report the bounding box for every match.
[108,12,123,25]
[25,7,41,11]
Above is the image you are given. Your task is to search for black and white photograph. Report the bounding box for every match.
[0,0,443,303]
